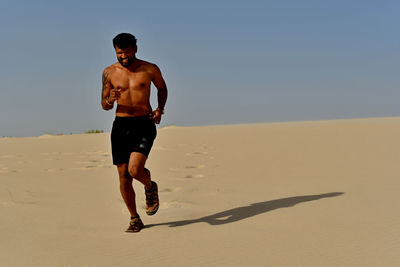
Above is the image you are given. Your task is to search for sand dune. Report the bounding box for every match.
[1,117,400,266]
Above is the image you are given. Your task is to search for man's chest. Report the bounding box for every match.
[110,71,152,90]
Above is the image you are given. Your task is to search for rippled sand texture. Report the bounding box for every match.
[1,117,400,266]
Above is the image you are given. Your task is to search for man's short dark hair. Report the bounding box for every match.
[113,33,137,49]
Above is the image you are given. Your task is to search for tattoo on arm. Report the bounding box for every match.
[102,70,110,94]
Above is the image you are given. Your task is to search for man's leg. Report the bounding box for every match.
[116,163,139,217]
[128,152,152,190]
[128,152,159,215]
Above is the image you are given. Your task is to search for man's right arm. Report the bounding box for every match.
[101,68,114,110]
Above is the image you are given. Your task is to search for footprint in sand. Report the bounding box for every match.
[160,187,181,193]
[76,157,109,166]
[162,201,179,208]
[185,174,205,179]
[184,165,206,169]
[75,166,98,170]
[84,151,107,155]
[76,159,104,164]
[161,200,192,209]
[2,155,16,159]
[160,188,173,192]
[185,151,209,156]
[1,169,19,173]
[0,167,10,173]
[169,165,206,172]
[43,168,64,172]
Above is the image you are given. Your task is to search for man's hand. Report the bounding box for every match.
[108,88,121,103]
[150,108,163,124]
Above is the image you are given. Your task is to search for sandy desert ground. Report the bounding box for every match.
[1,117,400,266]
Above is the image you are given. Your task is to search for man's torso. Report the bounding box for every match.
[106,59,155,117]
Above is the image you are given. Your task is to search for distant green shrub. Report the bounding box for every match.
[85,129,104,134]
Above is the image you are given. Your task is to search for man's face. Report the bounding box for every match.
[115,45,136,67]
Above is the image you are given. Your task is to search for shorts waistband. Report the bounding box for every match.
[114,115,152,122]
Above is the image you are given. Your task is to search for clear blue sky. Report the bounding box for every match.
[0,0,399,136]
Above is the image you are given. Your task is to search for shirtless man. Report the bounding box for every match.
[101,33,168,232]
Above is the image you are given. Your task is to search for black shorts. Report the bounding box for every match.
[111,116,157,165]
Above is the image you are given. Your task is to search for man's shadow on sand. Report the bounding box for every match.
[146,192,344,228]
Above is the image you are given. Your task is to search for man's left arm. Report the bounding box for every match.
[150,64,168,124]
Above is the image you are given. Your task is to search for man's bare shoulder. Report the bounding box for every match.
[136,59,159,71]
[103,63,121,74]
[139,61,162,79]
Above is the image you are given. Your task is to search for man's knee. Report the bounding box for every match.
[117,165,132,181]
[128,166,143,180]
